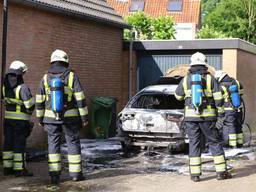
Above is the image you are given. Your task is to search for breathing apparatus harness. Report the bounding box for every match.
[44,69,74,120]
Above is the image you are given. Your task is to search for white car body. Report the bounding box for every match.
[118,84,187,149]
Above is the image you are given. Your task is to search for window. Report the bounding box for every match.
[168,0,183,12]
[131,94,184,109]
[130,0,145,12]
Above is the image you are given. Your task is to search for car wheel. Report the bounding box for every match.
[121,141,141,153]
[242,123,252,147]
[116,118,124,137]
[167,140,186,154]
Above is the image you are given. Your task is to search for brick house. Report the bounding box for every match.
[107,0,201,39]
[0,0,129,146]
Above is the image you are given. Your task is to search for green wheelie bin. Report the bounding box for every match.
[90,97,117,139]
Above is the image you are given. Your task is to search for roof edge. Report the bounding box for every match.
[124,38,256,54]
[10,0,130,29]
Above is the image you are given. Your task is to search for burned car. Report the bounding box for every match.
[117,77,187,153]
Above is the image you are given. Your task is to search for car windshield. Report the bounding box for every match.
[131,94,184,109]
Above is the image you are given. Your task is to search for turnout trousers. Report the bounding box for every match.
[45,123,82,177]
[222,111,243,147]
[185,121,227,176]
[2,119,30,172]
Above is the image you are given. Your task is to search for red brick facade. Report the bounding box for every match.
[0,3,126,146]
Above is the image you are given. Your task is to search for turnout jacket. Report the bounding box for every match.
[36,63,88,124]
[218,75,243,112]
[175,66,224,122]
[2,70,35,121]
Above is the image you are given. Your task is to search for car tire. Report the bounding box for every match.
[121,141,141,153]
[168,140,186,154]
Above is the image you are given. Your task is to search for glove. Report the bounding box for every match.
[82,121,88,129]
[30,121,34,129]
[38,118,44,127]
[38,121,44,127]
[38,123,44,127]
[216,116,225,129]
[25,122,34,138]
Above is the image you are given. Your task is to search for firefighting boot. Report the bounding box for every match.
[51,175,60,185]
[190,176,200,182]
[15,169,33,177]
[72,174,85,182]
[3,168,15,176]
[217,171,232,180]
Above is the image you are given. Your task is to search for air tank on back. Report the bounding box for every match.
[191,74,202,114]
[50,77,64,120]
[229,85,241,109]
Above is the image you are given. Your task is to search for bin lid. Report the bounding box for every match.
[91,96,116,107]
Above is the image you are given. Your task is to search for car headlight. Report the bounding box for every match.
[165,113,183,122]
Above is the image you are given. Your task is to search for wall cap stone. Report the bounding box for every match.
[124,38,256,54]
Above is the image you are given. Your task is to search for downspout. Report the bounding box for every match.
[128,28,137,100]
[0,0,8,140]
[128,39,133,100]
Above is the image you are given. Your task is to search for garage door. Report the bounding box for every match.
[137,54,222,90]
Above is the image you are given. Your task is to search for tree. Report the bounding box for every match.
[197,25,228,38]
[241,0,256,42]
[124,12,176,40]
[151,16,175,40]
[202,0,220,14]
[201,0,220,22]
[124,11,153,40]
[199,0,256,43]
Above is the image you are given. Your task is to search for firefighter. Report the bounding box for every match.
[175,52,231,182]
[36,49,88,185]
[215,70,244,148]
[2,61,34,177]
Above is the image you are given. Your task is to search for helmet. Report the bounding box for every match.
[215,70,227,82]
[50,49,69,63]
[190,52,207,66]
[9,61,28,73]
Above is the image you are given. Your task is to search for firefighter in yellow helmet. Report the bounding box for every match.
[36,50,88,185]
[215,70,244,148]
[175,52,231,182]
[2,61,34,177]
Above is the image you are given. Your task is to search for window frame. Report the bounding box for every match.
[167,0,183,12]
[129,0,145,12]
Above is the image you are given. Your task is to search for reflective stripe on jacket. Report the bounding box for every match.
[2,84,35,121]
[36,70,88,124]
[175,73,224,121]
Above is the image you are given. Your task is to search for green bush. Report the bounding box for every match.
[197,25,228,38]
[124,12,176,40]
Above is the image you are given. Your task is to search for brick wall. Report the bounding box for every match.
[222,49,237,78]
[0,3,124,147]
[237,50,256,131]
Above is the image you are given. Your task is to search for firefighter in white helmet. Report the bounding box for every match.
[36,50,88,185]
[2,61,34,177]
[215,70,244,148]
[175,52,231,181]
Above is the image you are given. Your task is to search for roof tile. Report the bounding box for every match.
[106,0,201,24]
[13,0,128,28]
